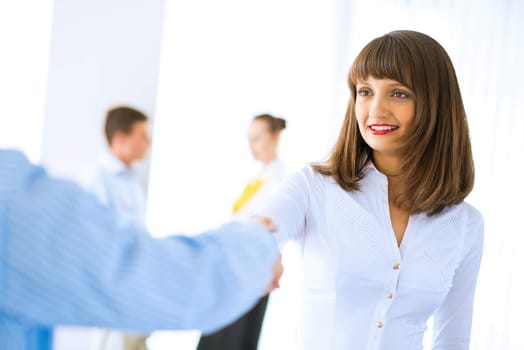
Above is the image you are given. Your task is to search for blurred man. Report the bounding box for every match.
[0,149,282,350]
[89,106,151,228]
[87,106,152,350]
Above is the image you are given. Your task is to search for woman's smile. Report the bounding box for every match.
[368,123,400,135]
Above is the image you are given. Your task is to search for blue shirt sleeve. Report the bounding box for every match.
[0,150,278,335]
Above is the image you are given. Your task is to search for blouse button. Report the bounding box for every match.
[386,292,393,299]
[393,263,401,270]
[377,321,384,328]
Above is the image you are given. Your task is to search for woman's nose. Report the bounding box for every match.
[369,96,390,119]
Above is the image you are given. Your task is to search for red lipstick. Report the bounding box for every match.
[368,124,399,135]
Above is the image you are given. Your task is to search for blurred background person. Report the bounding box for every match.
[87,106,152,350]
[233,114,287,222]
[88,106,151,228]
[197,114,287,350]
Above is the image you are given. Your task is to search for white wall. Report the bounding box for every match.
[41,0,165,185]
[40,1,166,349]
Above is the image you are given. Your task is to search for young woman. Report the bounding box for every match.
[198,114,287,350]
[255,30,483,350]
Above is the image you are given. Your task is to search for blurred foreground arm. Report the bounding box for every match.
[0,150,279,334]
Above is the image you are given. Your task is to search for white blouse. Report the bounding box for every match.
[256,164,483,350]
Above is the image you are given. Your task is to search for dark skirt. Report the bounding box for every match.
[197,296,270,350]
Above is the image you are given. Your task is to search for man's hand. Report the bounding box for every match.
[255,216,282,294]
[265,256,283,295]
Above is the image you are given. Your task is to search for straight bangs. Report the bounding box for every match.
[349,35,415,91]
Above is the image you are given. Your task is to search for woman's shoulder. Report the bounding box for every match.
[461,202,483,225]
[461,202,484,246]
[447,202,484,261]
[268,165,333,204]
[426,201,482,225]
[288,164,334,188]
[436,202,484,249]
[447,202,483,232]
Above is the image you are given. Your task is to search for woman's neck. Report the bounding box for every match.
[372,152,406,198]
[261,155,277,166]
[372,152,401,177]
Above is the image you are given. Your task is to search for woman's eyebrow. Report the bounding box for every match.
[388,84,414,92]
[388,82,411,89]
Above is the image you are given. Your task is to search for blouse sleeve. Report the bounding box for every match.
[254,166,314,245]
[432,205,484,349]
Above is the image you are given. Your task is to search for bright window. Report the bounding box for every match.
[0,1,54,162]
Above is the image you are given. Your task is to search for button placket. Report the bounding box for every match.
[370,264,400,349]
[374,260,402,335]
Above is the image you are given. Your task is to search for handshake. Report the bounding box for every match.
[255,216,284,295]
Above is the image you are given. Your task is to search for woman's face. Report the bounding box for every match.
[355,76,415,158]
[248,119,279,163]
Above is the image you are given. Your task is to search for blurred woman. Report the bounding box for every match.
[233,114,287,221]
[197,113,287,350]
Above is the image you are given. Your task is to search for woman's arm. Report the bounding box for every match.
[253,167,314,245]
[432,206,484,349]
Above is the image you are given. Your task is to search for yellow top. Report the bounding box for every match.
[232,179,264,214]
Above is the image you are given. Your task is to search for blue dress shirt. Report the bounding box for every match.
[87,152,147,228]
[0,150,278,350]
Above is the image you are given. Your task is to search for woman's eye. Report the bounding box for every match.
[392,90,409,99]
[357,89,371,96]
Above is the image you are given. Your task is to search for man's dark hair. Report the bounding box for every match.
[104,106,148,145]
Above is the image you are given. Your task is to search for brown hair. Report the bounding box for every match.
[254,114,286,134]
[314,30,474,216]
[104,106,148,145]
